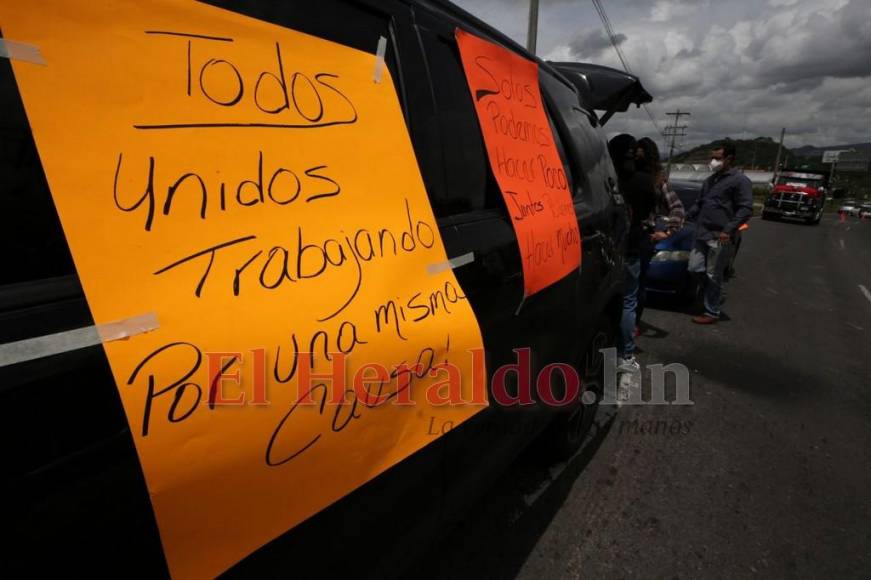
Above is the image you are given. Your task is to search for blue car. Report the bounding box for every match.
[643,179,742,301]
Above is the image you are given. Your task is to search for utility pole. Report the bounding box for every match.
[773,127,785,177]
[526,0,539,55]
[664,109,691,177]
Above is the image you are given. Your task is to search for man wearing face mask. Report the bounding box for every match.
[608,134,655,372]
[685,141,753,324]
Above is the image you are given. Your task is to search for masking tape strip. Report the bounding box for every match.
[0,312,159,369]
[373,36,387,83]
[0,39,46,65]
[427,252,475,275]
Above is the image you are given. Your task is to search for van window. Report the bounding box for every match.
[541,92,577,198]
[538,69,615,208]
[416,27,493,217]
[0,58,76,287]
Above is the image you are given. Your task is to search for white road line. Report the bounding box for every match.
[840,239,845,250]
[846,322,864,331]
[860,284,871,304]
[766,287,779,295]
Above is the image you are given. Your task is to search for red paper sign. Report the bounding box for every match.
[455,28,581,296]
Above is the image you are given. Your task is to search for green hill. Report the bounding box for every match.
[670,137,789,170]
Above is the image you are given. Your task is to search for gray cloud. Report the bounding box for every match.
[568,29,627,59]
[751,0,871,89]
[673,47,702,59]
[453,0,871,149]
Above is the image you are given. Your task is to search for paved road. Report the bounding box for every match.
[408,214,871,579]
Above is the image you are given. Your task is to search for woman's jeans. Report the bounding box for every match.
[620,256,642,357]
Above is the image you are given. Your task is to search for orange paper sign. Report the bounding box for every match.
[455,29,581,296]
[2,1,486,578]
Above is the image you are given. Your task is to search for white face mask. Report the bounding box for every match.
[709,158,724,172]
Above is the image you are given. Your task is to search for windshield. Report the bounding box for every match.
[776,176,822,189]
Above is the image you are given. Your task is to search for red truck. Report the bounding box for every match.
[762,170,828,224]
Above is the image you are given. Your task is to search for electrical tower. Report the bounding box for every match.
[665,109,691,177]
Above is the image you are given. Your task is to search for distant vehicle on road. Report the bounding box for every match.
[762,170,827,224]
[859,205,871,219]
[839,200,863,216]
[644,180,742,302]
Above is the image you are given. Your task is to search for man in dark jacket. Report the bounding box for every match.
[685,141,753,324]
[608,134,655,372]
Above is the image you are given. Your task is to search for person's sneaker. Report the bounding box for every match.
[616,355,640,374]
[617,371,640,406]
[692,314,719,325]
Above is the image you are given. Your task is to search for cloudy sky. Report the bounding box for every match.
[452,0,871,154]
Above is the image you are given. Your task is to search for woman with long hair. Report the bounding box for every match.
[634,137,685,332]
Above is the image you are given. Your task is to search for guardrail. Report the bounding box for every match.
[670,169,774,186]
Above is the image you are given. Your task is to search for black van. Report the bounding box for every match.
[0,1,642,577]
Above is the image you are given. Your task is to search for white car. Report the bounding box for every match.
[839,201,861,216]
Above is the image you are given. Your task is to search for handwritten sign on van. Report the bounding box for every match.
[2,1,485,577]
[455,29,581,296]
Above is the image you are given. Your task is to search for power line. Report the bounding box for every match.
[591,0,632,75]
[642,103,665,141]
[590,0,666,142]
[665,109,692,177]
